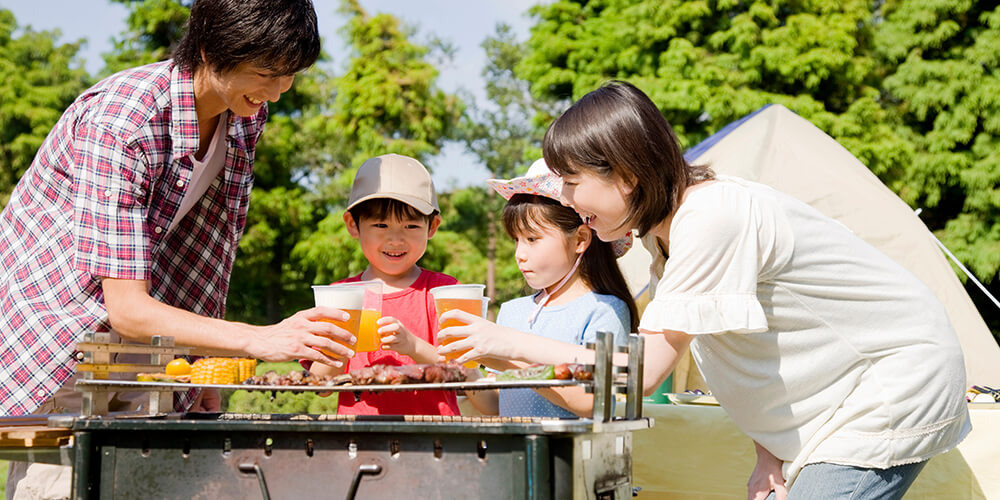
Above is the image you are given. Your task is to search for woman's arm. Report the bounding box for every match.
[438,310,694,397]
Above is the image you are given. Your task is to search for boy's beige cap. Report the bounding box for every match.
[347,154,439,215]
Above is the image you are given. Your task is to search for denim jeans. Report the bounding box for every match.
[765,461,927,500]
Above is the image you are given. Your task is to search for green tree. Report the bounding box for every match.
[514,0,999,337]
[331,0,462,167]
[517,0,910,182]
[103,0,190,76]
[0,9,90,208]
[293,0,467,289]
[876,1,1000,304]
[457,23,562,307]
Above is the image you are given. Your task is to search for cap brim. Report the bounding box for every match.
[486,174,563,201]
[485,178,517,200]
[346,193,437,215]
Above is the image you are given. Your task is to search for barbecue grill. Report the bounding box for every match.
[6,331,651,499]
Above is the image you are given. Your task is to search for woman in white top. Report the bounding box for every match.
[536,81,970,500]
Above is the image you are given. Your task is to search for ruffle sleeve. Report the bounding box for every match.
[638,180,792,335]
[639,293,767,334]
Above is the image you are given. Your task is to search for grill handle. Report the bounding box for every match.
[238,462,271,500]
[346,463,383,500]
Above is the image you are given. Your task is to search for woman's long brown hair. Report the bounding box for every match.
[543,81,714,236]
[503,194,639,331]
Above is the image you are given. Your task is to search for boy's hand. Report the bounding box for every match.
[378,316,440,364]
[251,307,356,367]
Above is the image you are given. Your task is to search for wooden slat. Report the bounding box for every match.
[0,426,73,448]
[75,363,168,373]
[73,343,191,356]
[187,348,247,357]
[73,341,242,359]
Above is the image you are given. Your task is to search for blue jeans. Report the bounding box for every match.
[765,461,927,500]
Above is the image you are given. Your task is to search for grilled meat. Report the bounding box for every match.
[241,362,468,386]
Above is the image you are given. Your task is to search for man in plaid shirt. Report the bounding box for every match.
[0,0,355,418]
[2,0,360,496]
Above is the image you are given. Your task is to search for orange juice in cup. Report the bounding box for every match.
[357,309,382,352]
[431,284,488,368]
[312,284,364,356]
[351,280,383,352]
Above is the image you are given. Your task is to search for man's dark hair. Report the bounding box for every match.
[349,198,438,226]
[173,0,320,76]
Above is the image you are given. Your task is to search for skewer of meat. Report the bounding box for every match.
[243,362,469,386]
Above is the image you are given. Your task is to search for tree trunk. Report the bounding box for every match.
[486,209,496,321]
[266,245,283,324]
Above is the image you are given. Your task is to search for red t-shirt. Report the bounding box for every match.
[335,269,460,415]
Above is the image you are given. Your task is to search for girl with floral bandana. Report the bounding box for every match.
[438,159,637,418]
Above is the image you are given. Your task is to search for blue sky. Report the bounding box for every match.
[2,0,539,190]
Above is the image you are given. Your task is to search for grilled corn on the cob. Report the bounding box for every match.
[190,357,256,384]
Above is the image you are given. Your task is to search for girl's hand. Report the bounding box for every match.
[746,442,787,500]
[437,310,531,363]
[379,316,440,364]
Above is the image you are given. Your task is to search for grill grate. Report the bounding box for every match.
[215,412,561,424]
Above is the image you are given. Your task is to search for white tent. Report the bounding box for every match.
[618,104,1000,387]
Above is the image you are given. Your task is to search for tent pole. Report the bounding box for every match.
[916,208,1000,313]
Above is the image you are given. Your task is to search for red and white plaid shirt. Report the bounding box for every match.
[0,61,267,415]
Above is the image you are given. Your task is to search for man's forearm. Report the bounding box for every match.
[103,278,257,354]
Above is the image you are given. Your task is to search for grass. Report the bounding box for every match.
[1,460,7,497]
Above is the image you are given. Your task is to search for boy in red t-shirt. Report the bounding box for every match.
[307,154,460,415]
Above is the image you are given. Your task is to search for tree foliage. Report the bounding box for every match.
[876,0,1000,285]
[517,0,911,182]
[0,9,90,208]
[455,23,563,308]
[514,0,999,337]
[293,0,467,293]
[332,0,462,167]
[103,0,190,76]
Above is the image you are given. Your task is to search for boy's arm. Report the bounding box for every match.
[307,359,347,377]
[377,316,442,364]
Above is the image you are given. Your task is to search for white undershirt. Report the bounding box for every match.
[168,112,228,234]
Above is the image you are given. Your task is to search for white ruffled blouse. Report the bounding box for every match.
[639,176,970,485]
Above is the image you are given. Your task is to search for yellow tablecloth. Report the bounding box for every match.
[631,402,1000,499]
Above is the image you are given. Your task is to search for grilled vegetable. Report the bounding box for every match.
[165,358,191,376]
[189,357,256,384]
[237,358,257,382]
[497,364,555,381]
[136,373,189,383]
[571,364,593,381]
